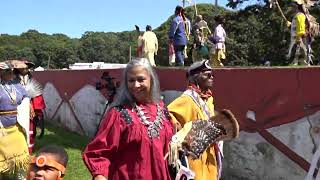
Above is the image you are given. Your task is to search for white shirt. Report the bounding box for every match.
[142,31,158,53]
[214,24,226,49]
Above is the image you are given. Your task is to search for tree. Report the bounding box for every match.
[1,3,319,68]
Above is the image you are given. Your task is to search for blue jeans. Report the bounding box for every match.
[174,45,185,66]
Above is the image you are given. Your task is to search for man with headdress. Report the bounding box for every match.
[142,25,158,66]
[13,59,46,154]
[168,6,191,66]
[286,0,309,65]
[209,15,226,67]
[135,25,144,58]
[168,59,223,180]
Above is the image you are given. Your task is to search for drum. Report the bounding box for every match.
[210,109,240,141]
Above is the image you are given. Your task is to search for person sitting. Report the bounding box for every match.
[27,144,69,180]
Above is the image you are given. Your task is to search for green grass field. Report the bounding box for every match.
[33,123,92,180]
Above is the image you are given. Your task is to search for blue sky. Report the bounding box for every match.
[0,0,230,38]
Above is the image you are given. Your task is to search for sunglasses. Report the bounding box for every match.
[201,72,214,78]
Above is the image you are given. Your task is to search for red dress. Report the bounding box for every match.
[82,102,173,180]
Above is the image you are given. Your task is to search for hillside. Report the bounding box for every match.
[1,3,320,68]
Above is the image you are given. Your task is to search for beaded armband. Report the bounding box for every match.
[115,106,132,124]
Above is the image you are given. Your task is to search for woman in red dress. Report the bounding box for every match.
[82,58,173,180]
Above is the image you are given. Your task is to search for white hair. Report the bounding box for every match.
[109,58,161,108]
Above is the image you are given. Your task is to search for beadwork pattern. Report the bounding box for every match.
[183,120,226,159]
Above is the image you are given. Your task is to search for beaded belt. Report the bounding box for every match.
[0,110,17,116]
[0,110,18,128]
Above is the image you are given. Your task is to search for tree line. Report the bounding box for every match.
[1,3,320,68]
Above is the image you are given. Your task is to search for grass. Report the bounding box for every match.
[33,123,92,180]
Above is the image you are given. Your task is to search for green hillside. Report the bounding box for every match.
[1,3,320,67]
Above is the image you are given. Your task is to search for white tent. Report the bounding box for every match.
[69,62,126,70]
[34,66,45,71]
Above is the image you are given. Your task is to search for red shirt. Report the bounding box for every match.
[31,95,46,110]
[82,102,173,180]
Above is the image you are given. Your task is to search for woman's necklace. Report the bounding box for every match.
[1,83,17,105]
[134,103,163,139]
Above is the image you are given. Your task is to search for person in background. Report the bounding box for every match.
[135,25,144,58]
[169,6,191,66]
[210,15,227,67]
[14,59,46,154]
[192,15,211,62]
[27,144,69,180]
[0,61,30,180]
[286,0,308,65]
[82,58,173,180]
[142,25,158,66]
[168,41,176,66]
[168,59,223,180]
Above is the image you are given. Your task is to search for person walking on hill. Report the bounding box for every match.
[192,15,211,62]
[135,25,144,58]
[169,6,191,66]
[142,25,158,66]
[286,0,308,66]
[210,15,226,67]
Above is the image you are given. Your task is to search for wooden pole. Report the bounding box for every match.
[194,0,198,16]
[129,46,132,61]
[47,54,51,69]
[275,0,288,21]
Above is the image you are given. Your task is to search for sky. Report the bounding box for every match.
[0,0,230,38]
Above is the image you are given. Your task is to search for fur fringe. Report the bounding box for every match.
[0,150,30,174]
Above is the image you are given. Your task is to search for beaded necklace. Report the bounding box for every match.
[134,103,163,138]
